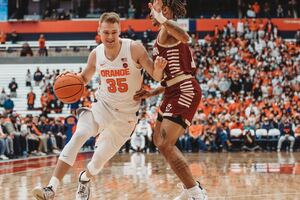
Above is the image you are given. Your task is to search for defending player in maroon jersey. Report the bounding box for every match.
[135,0,208,199]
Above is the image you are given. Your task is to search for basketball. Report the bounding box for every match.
[54,73,84,104]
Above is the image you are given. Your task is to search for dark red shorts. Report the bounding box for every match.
[158,78,201,127]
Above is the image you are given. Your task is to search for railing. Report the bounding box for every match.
[0,40,98,51]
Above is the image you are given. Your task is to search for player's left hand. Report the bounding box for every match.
[154,56,168,71]
[148,0,163,13]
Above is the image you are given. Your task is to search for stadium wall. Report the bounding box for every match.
[0,18,298,40]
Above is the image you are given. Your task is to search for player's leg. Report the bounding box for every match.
[76,119,136,199]
[32,110,100,200]
[154,117,207,200]
[154,117,195,186]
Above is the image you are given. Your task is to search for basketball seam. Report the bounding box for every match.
[59,85,84,100]
[54,83,83,91]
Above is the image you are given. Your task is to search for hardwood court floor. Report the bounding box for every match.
[0,152,300,200]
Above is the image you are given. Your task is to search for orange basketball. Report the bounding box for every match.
[54,73,84,104]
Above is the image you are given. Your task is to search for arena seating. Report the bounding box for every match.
[0,63,86,116]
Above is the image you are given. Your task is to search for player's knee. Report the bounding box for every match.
[72,128,90,141]
[157,143,173,155]
[153,130,172,153]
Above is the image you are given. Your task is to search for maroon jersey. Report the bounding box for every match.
[153,39,202,127]
[153,40,196,85]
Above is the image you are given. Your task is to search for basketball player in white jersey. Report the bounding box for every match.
[32,12,167,200]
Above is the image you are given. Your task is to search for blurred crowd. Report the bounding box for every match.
[243,0,298,19]
[0,113,67,160]
[0,17,300,160]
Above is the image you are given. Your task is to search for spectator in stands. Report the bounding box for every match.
[0,31,6,44]
[3,95,14,114]
[123,26,136,40]
[0,89,6,107]
[25,69,32,87]
[131,126,146,152]
[189,120,204,152]
[295,30,300,46]
[37,116,52,152]
[0,119,9,160]
[263,2,271,18]
[261,117,274,131]
[276,4,284,18]
[277,119,295,152]
[294,118,300,150]
[288,0,298,18]
[10,113,27,156]
[246,4,256,18]
[1,113,23,157]
[0,114,11,159]
[33,67,44,86]
[8,77,18,98]
[50,119,66,150]
[202,117,217,151]
[24,117,39,156]
[27,88,36,110]
[40,93,48,114]
[20,42,33,57]
[10,30,18,44]
[29,116,47,156]
[216,121,231,152]
[38,34,48,56]
[44,68,52,86]
[128,4,136,19]
[252,2,260,18]
[241,129,260,151]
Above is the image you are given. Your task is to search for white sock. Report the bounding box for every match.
[187,184,202,198]
[80,171,90,182]
[48,176,60,193]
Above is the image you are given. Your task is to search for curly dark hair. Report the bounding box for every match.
[162,0,187,19]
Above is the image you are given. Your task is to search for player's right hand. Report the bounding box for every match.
[154,56,168,71]
[133,88,151,101]
[56,70,73,79]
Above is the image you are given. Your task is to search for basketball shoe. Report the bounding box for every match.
[76,171,91,200]
[173,181,208,200]
[32,186,55,200]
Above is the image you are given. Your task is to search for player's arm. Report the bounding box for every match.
[131,41,167,81]
[160,21,189,43]
[149,0,189,43]
[79,50,96,85]
[133,86,165,101]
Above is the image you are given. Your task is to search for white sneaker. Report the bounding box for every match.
[174,182,208,200]
[173,183,188,200]
[289,148,293,152]
[53,149,60,155]
[188,188,208,200]
[76,171,91,200]
[32,186,55,200]
[0,155,9,160]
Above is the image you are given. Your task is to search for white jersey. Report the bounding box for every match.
[95,39,143,113]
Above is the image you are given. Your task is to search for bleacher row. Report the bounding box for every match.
[0,40,98,51]
[0,63,86,116]
[231,128,280,137]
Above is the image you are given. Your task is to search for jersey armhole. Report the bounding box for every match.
[95,45,100,70]
[129,40,143,70]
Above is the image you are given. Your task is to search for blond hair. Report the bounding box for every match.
[99,12,120,24]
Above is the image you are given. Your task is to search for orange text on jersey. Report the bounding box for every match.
[100,68,130,77]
